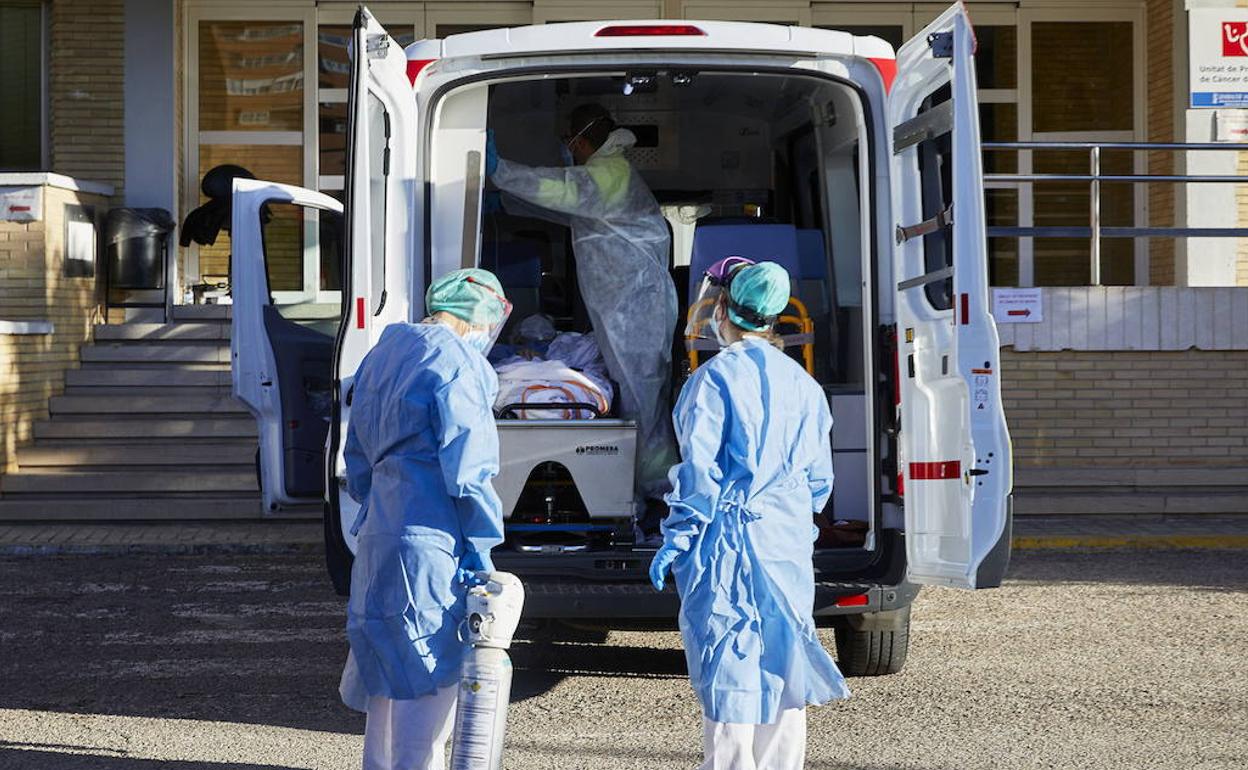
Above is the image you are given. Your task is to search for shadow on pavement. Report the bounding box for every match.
[510,637,688,702]
[0,553,686,728]
[0,744,304,770]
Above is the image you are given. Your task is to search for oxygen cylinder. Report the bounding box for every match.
[450,571,525,770]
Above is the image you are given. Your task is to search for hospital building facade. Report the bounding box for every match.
[0,0,1246,521]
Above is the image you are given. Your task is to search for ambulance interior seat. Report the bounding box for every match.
[687,223,802,297]
[688,221,831,377]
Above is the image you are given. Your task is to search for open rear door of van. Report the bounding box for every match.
[324,6,420,591]
[230,179,345,512]
[889,3,1013,589]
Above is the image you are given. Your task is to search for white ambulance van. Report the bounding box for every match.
[228,2,1012,675]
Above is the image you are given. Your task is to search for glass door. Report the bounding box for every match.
[1018,7,1147,286]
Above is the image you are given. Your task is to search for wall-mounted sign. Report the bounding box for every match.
[0,186,43,221]
[63,204,97,279]
[1190,10,1248,108]
[1215,109,1248,141]
[992,288,1043,324]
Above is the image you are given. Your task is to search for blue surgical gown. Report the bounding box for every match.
[343,322,505,700]
[662,337,851,724]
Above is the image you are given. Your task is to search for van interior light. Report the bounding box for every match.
[595,24,707,37]
[671,71,696,87]
[623,71,658,96]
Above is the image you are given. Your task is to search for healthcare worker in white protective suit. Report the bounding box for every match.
[486,104,679,539]
[338,268,511,770]
[649,261,851,770]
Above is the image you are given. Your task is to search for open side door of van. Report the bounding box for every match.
[324,6,420,588]
[230,179,345,512]
[889,3,1013,589]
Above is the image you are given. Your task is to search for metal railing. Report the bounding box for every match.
[982,141,1248,285]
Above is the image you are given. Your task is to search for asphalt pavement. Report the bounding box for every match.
[0,548,1243,769]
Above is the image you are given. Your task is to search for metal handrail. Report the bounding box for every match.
[981,141,1248,285]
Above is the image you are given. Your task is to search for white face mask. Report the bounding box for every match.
[464,329,492,354]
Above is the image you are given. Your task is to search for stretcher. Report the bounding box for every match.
[493,417,638,522]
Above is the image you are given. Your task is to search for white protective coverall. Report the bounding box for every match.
[491,128,679,502]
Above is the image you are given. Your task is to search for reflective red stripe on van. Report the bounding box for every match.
[909,461,961,480]
[356,297,366,329]
[594,24,706,37]
[406,59,435,85]
[868,58,897,94]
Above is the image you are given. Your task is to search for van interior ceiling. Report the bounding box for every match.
[468,70,880,552]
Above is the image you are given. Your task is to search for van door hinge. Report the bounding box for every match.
[366,34,389,58]
[928,31,953,59]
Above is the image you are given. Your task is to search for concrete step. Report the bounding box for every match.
[1013,489,1248,516]
[172,305,232,321]
[94,323,230,342]
[61,386,230,399]
[16,442,254,468]
[1,470,256,495]
[34,416,256,441]
[80,343,230,365]
[1015,467,1248,488]
[0,497,308,521]
[66,367,232,388]
[49,393,247,416]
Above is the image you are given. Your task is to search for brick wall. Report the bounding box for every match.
[49,0,125,197]
[0,185,107,472]
[1147,0,1176,286]
[1002,349,1248,468]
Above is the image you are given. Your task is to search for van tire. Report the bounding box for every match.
[834,605,910,676]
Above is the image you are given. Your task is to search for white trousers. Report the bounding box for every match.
[700,708,807,770]
[362,684,459,770]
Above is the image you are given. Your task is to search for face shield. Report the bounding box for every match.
[685,256,755,339]
[464,276,513,355]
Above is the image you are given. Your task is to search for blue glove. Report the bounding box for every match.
[648,544,681,592]
[485,129,499,177]
[458,549,494,585]
[482,191,502,215]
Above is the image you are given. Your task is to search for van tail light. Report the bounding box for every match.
[835,593,870,607]
[406,58,435,85]
[595,24,706,37]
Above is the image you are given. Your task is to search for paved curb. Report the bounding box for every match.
[1013,534,1248,550]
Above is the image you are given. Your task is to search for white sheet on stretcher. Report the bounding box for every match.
[494,359,612,420]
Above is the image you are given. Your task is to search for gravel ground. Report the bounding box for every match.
[0,549,1243,769]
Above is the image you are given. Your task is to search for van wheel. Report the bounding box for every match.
[834,605,910,676]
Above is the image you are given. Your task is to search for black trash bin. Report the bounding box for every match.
[105,208,175,290]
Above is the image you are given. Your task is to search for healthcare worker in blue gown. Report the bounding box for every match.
[338,268,511,770]
[650,261,851,770]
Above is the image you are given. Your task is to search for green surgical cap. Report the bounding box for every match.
[727,262,791,331]
[426,268,507,326]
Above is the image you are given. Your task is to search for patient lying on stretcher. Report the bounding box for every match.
[489,314,614,419]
